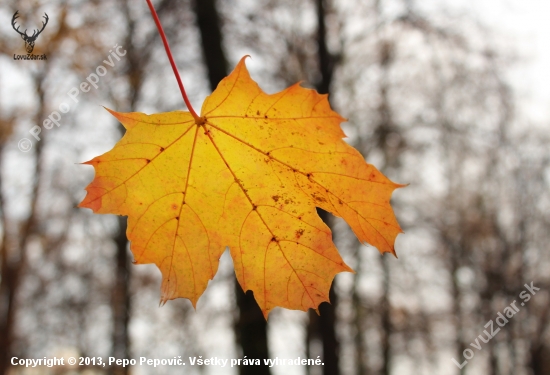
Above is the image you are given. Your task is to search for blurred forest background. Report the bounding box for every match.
[0,0,549,374]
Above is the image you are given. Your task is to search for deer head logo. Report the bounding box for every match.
[11,11,49,54]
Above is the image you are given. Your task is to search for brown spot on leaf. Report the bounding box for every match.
[312,194,327,203]
[295,229,304,239]
[272,195,280,202]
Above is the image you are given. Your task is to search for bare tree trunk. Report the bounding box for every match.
[110,0,177,369]
[192,1,271,374]
[352,253,369,375]
[193,0,228,92]
[307,1,342,374]
[0,114,9,375]
[0,220,17,375]
[0,73,47,375]
[234,288,270,375]
[111,217,131,375]
[0,236,19,375]
[530,344,550,375]
[529,301,550,375]
[380,256,391,375]
[315,0,335,95]
[308,279,340,375]
[441,233,467,375]
[109,3,140,372]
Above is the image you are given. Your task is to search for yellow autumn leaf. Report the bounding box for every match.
[79,56,403,317]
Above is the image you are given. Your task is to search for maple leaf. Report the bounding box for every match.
[79,57,403,317]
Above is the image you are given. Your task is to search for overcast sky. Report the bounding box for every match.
[461,0,550,122]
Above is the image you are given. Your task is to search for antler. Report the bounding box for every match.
[11,11,28,37]
[30,13,49,39]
